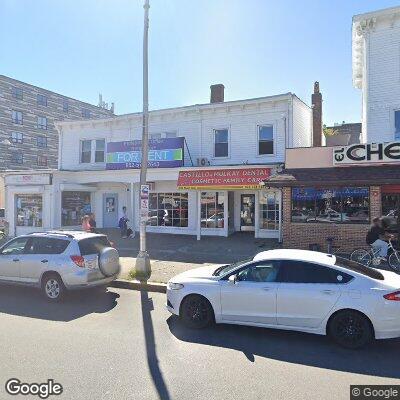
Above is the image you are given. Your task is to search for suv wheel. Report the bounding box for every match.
[42,274,65,302]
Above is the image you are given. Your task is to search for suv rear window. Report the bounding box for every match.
[335,256,384,280]
[78,236,110,256]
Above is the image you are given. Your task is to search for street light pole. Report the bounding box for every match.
[135,0,151,281]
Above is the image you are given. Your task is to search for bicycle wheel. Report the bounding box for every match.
[388,252,400,272]
[350,249,372,266]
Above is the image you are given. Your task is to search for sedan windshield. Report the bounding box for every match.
[213,258,252,277]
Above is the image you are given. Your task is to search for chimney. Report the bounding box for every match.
[210,84,224,103]
[311,81,322,147]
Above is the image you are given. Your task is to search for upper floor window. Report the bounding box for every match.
[395,110,400,140]
[11,151,23,164]
[63,100,69,113]
[12,110,23,125]
[95,139,105,163]
[214,128,229,158]
[149,133,162,139]
[37,155,48,166]
[37,116,47,130]
[258,125,274,155]
[12,87,23,100]
[11,132,23,144]
[165,132,177,138]
[37,136,47,148]
[37,94,47,106]
[82,109,91,118]
[80,140,92,163]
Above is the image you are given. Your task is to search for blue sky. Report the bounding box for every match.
[1,0,399,125]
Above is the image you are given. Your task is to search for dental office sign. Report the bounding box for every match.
[333,142,400,166]
[106,137,184,170]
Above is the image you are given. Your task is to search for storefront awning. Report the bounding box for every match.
[177,167,271,190]
[264,165,400,187]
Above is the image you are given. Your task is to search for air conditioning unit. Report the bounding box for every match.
[197,157,209,167]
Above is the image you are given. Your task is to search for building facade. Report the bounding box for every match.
[352,6,400,143]
[0,75,114,171]
[3,86,312,240]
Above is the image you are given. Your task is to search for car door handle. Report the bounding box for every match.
[262,287,272,291]
[41,259,48,263]
[12,258,19,262]
[322,289,335,295]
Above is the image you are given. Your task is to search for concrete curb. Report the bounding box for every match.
[110,279,167,293]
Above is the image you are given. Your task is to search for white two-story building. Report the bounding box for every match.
[353,6,400,143]
[4,85,312,240]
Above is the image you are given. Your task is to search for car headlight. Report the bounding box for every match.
[167,282,184,290]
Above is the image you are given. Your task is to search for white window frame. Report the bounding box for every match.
[12,110,23,125]
[149,131,178,139]
[255,122,276,158]
[79,138,106,164]
[37,116,48,130]
[213,127,230,159]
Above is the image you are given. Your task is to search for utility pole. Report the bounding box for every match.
[135,0,151,281]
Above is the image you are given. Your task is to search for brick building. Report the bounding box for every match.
[0,75,114,171]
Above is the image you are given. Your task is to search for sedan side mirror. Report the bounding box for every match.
[228,275,237,284]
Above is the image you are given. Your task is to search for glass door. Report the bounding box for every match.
[240,194,255,231]
[382,193,400,233]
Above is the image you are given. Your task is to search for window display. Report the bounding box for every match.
[291,187,369,224]
[61,192,91,226]
[201,192,225,228]
[16,195,42,227]
[147,193,188,227]
[259,191,279,230]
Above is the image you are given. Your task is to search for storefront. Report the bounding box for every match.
[266,142,400,252]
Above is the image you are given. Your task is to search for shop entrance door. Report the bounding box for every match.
[240,194,255,231]
[103,193,118,228]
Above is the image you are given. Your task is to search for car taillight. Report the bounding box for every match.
[383,291,400,301]
[70,255,85,268]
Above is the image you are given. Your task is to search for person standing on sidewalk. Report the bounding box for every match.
[118,206,129,238]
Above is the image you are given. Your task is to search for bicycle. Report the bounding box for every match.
[350,238,400,271]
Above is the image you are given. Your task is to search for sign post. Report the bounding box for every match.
[135,0,151,282]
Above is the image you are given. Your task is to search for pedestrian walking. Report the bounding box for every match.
[118,206,129,238]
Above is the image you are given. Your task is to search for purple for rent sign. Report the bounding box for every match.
[106,137,184,170]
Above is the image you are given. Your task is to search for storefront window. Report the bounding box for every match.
[382,193,400,231]
[147,193,188,227]
[259,191,279,230]
[291,187,369,224]
[61,191,91,226]
[16,194,42,227]
[201,192,225,228]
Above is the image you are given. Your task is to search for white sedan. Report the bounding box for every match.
[166,249,400,348]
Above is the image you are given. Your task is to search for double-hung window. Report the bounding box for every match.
[258,125,274,155]
[37,136,47,148]
[82,109,91,118]
[37,155,47,166]
[214,129,229,158]
[63,100,69,113]
[11,132,23,144]
[37,94,47,106]
[395,111,400,140]
[12,87,23,100]
[80,140,92,163]
[95,139,105,163]
[11,152,23,164]
[12,110,23,124]
[37,116,47,130]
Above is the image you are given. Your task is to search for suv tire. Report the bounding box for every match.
[42,273,65,302]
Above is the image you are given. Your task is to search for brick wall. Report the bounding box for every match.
[282,186,382,253]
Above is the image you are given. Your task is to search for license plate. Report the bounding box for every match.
[85,258,98,270]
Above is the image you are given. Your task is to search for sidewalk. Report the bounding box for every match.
[103,230,281,283]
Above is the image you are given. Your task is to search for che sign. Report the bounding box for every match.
[333,142,400,166]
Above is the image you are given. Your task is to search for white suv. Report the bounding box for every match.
[0,231,120,301]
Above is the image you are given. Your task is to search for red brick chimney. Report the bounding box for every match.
[312,81,322,147]
[210,84,225,103]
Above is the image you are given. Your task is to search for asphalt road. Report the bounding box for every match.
[0,286,399,400]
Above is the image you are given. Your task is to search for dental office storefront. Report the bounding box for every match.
[4,165,282,240]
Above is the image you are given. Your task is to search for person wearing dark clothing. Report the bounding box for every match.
[366,217,388,258]
[118,206,129,238]
[89,213,97,233]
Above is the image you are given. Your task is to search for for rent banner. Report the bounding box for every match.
[106,137,184,170]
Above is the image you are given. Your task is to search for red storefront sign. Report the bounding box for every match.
[177,167,271,190]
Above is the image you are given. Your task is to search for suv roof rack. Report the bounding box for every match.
[26,231,75,239]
